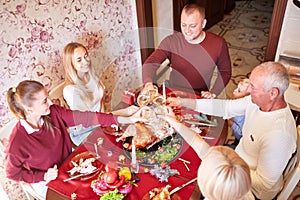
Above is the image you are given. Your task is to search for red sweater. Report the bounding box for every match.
[142,32,231,95]
[4,104,117,183]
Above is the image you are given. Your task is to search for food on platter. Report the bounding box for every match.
[123,134,182,167]
[116,105,175,150]
[149,185,171,200]
[102,124,123,136]
[68,157,96,175]
[142,185,181,200]
[148,185,171,200]
[91,165,135,199]
[67,152,103,180]
[117,122,156,149]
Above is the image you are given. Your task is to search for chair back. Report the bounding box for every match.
[0,118,17,158]
[19,182,45,200]
[277,125,300,200]
[49,81,69,108]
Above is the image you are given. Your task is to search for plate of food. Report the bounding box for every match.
[123,132,183,167]
[142,185,181,200]
[66,152,103,181]
[91,165,135,198]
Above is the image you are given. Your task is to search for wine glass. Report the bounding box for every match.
[137,91,150,107]
[147,85,158,102]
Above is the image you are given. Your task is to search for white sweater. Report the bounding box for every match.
[194,95,297,199]
[63,77,104,112]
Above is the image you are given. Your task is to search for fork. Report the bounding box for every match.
[94,143,100,159]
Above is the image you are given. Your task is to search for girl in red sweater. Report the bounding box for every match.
[5,80,145,198]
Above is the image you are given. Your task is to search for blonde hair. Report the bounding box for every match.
[198,146,251,200]
[6,80,53,132]
[62,42,104,102]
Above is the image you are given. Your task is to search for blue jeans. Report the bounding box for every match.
[69,124,97,146]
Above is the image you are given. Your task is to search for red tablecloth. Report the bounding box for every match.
[46,127,219,200]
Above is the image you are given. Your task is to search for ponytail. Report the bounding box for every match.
[6,87,26,119]
[6,80,54,132]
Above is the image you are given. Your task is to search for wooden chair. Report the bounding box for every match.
[19,182,45,200]
[48,81,69,108]
[0,118,17,158]
[277,125,300,200]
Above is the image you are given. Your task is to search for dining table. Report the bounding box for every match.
[46,87,228,200]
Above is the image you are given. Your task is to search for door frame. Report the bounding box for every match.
[264,0,288,61]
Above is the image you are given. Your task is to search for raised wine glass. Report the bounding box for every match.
[137,91,150,107]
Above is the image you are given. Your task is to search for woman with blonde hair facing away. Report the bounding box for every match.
[198,146,252,200]
[63,42,105,112]
[159,109,253,200]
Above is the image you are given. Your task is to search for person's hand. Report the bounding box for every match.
[44,165,58,182]
[141,82,154,94]
[51,98,61,106]
[166,97,181,107]
[156,106,176,119]
[128,106,151,123]
[201,91,216,99]
[111,105,139,116]
[123,105,139,116]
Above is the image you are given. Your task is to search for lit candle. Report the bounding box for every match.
[131,140,139,173]
[162,82,166,99]
[131,140,136,165]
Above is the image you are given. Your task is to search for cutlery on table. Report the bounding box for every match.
[63,168,99,182]
[94,143,100,159]
[169,177,197,195]
[201,136,216,140]
[185,120,217,127]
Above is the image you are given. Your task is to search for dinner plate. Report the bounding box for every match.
[123,133,183,167]
[67,151,103,181]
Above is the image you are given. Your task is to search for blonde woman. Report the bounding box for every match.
[63,42,105,112]
[198,146,252,200]
[159,111,253,200]
[62,42,139,145]
[62,42,106,145]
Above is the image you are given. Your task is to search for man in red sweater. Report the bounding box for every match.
[142,3,231,99]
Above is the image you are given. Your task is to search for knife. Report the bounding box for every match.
[63,168,99,182]
[185,120,217,127]
[169,177,197,195]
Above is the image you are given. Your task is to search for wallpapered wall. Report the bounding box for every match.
[0,0,143,126]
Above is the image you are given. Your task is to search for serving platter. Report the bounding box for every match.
[123,133,183,167]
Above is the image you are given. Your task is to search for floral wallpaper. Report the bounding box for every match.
[0,0,143,126]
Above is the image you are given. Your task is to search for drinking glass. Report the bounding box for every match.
[147,85,158,102]
[137,91,150,107]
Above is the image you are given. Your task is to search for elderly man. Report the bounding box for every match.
[167,61,297,199]
[142,3,231,99]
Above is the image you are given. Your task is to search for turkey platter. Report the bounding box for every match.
[116,105,176,150]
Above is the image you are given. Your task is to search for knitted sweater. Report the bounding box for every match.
[142,32,231,95]
[194,96,297,199]
[4,104,117,183]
